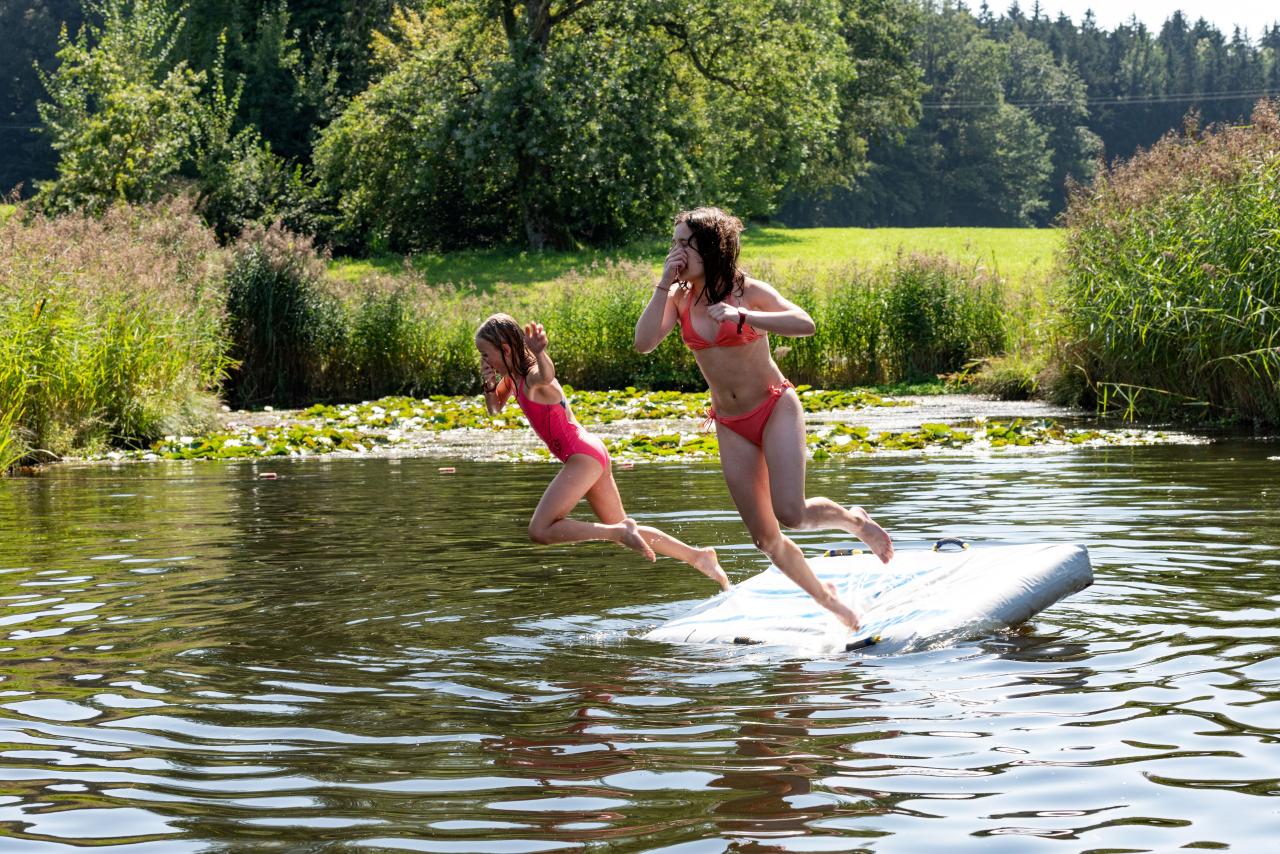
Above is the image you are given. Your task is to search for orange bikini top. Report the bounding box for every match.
[678,293,761,351]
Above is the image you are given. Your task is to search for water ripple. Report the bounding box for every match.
[0,445,1277,849]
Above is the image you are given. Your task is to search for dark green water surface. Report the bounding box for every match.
[1,443,1278,851]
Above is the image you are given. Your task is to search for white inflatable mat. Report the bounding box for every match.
[645,542,1092,655]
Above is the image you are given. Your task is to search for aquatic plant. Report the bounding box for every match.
[603,419,1174,463]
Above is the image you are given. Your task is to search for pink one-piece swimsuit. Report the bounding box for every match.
[513,377,610,469]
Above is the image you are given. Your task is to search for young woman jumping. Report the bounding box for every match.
[476,313,730,591]
[634,207,894,630]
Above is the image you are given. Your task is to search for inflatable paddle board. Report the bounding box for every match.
[645,541,1092,655]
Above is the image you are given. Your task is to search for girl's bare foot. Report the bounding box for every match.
[692,547,731,592]
[850,506,894,564]
[619,518,656,562]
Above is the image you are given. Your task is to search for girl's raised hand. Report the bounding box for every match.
[523,322,548,354]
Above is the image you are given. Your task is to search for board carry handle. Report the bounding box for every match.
[845,635,880,652]
[932,537,969,552]
[821,547,862,557]
[735,634,881,651]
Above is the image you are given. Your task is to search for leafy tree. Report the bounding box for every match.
[938,37,1052,224]
[1004,29,1099,215]
[36,0,207,213]
[178,1,348,162]
[315,0,892,251]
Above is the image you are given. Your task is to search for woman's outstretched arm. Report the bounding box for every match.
[707,279,816,338]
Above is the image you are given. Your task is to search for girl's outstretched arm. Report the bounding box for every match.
[522,322,557,390]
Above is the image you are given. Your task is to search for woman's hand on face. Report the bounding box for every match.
[706,301,741,324]
[523,322,548,354]
[661,245,686,287]
[480,359,498,386]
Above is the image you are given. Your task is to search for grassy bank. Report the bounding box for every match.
[251,253,1011,402]
[328,226,1059,294]
[0,205,14,224]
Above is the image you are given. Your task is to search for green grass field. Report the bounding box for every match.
[328,227,1062,292]
[0,204,15,224]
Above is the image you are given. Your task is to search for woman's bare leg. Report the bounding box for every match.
[760,391,894,564]
[717,422,859,630]
[529,455,654,560]
[586,465,730,590]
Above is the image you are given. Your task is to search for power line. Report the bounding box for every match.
[924,87,1280,110]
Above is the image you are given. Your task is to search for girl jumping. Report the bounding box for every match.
[634,207,894,630]
[476,313,730,591]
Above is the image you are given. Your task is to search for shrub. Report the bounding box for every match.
[223,223,344,407]
[967,351,1044,399]
[1056,99,1280,425]
[879,253,1008,380]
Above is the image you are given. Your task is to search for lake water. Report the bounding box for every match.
[1,442,1277,851]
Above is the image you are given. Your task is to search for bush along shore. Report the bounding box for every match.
[1048,100,1280,424]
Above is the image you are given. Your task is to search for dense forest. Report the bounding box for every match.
[2,1,1278,243]
[782,1,1280,226]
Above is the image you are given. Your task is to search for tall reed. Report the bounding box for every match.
[1056,99,1280,424]
[311,253,1009,396]
[0,199,230,464]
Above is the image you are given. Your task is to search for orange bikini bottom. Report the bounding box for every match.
[704,380,795,447]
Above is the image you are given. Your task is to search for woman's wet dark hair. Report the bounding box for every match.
[676,207,745,305]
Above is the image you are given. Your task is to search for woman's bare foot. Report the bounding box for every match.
[691,547,731,592]
[618,518,656,562]
[850,506,894,564]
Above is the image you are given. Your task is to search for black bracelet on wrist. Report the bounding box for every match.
[736,311,747,334]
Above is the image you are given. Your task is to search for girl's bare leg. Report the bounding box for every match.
[760,392,894,564]
[529,455,654,560]
[586,465,730,591]
[716,422,859,630]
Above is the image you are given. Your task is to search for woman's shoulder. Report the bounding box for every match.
[741,275,779,299]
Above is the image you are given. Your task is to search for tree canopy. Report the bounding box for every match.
[6,0,1279,242]
[314,0,885,251]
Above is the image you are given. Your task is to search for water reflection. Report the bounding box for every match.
[0,442,1277,850]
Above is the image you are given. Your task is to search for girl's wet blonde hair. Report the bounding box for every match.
[475,313,534,378]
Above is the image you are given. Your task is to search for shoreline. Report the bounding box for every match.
[27,392,1206,472]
